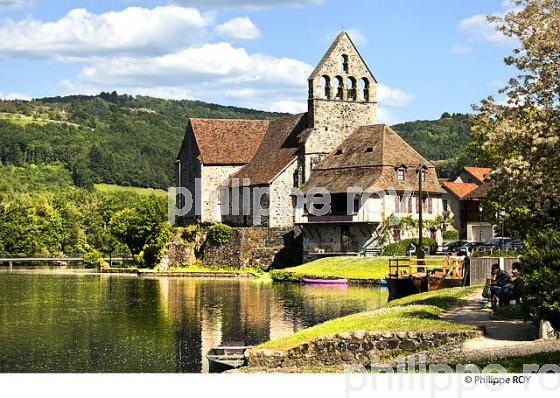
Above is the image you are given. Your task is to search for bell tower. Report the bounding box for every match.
[303,31,378,181]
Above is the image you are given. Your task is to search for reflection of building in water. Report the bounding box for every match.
[269,292,301,341]
[219,281,271,346]
[158,279,203,373]
[200,301,221,373]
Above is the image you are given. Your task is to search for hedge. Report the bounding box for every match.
[383,238,438,256]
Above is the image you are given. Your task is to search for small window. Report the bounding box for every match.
[353,196,360,214]
[335,149,343,155]
[397,168,406,182]
[365,147,373,153]
[340,54,349,73]
[443,199,448,212]
[421,170,427,182]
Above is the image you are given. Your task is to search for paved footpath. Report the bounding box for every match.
[438,289,560,363]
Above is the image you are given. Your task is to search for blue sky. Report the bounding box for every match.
[0,0,517,123]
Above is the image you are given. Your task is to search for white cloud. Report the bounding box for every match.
[0,0,31,11]
[0,91,30,100]
[60,42,313,112]
[171,0,323,10]
[215,17,260,40]
[451,43,471,54]
[377,84,415,108]
[76,42,311,87]
[458,14,516,45]
[377,107,401,125]
[0,6,212,59]
[457,1,520,47]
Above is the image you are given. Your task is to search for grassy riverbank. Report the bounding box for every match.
[257,287,479,351]
[270,256,388,282]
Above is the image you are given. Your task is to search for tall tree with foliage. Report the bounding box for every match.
[471,0,560,326]
[471,0,560,209]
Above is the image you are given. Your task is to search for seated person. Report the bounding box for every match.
[489,263,514,308]
[511,262,522,302]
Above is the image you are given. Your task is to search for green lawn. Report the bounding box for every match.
[258,305,476,351]
[258,286,478,351]
[388,286,482,310]
[270,256,388,281]
[94,184,168,198]
[0,112,82,128]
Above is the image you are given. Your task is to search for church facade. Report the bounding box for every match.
[176,32,446,258]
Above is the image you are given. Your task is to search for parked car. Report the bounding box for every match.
[511,238,526,250]
[477,237,512,254]
[439,240,471,254]
[457,241,484,257]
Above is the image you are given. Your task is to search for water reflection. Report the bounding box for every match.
[0,271,388,373]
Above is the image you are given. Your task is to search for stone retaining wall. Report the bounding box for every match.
[203,227,302,270]
[246,330,483,368]
[138,271,255,278]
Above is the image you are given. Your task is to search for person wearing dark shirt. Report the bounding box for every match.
[489,263,513,308]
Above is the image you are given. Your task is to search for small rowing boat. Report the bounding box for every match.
[206,346,251,372]
[302,277,348,284]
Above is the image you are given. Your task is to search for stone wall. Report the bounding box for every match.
[203,227,302,270]
[176,127,201,225]
[269,160,298,228]
[201,164,243,224]
[159,232,197,270]
[246,330,483,368]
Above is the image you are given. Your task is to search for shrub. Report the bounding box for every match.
[519,228,560,328]
[269,270,301,282]
[83,250,104,268]
[207,223,233,246]
[383,238,438,256]
[134,251,145,267]
[442,230,459,241]
[143,222,174,268]
[181,224,201,243]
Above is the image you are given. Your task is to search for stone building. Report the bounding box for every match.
[176,118,268,223]
[175,31,447,260]
[441,166,494,241]
[297,124,445,260]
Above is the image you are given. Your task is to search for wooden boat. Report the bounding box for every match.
[302,277,348,284]
[386,256,463,300]
[206,346,251,372]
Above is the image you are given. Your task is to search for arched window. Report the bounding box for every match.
[360,78,370,101]
[340,54,349,73]
[308,79,314,99]
[321,75,331,99]
[334,76,343,99]
[346,77,357,101]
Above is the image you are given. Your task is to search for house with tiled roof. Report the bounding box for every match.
[176,118,269,223]
[440,166,494,241]
[176,32,449,259]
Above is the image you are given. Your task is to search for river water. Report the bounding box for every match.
[0,269,388,373]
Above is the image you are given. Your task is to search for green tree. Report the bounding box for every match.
[108,195,170,263]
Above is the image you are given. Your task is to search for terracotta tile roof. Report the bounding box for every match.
[189,118,269,165]
[301,124,445,194]
[442,181,479,199]
[230,113,310,186]
[463,166,492,184]
[465,181,494,199]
